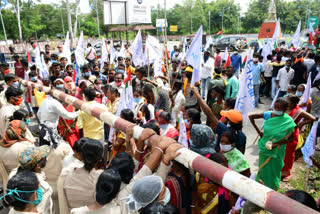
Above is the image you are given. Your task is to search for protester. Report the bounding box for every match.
[251,54,265,107]
[2,170,42,213]
[0,86,24,136]
[200,51,214,99]
[276,59,294,98]
[230,51,242,77]
[281,95,315,181]
[249,98,296,190]
[109,72,125,94]
[77,88,108,142]
[86,43,96,66]
[225,66,239,99]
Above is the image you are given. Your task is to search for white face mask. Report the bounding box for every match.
[160,187,171,205]
[220,144,233,152]
[253,58,258,62]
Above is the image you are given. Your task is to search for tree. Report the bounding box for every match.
[8,0,23,41]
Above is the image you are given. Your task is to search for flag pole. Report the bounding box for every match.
[147,49,150,78]
[161,25,171,87]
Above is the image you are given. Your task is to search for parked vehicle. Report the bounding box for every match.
[214,36,247,52]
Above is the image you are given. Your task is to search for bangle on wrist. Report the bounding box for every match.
[154,146,164,154]
[162,158,170,166]
[135,148,144,154]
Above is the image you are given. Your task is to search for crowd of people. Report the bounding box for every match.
[0,35,319,214]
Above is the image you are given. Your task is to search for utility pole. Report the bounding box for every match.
[66,0,74,45]
[0,9,7,45]
[208,11,211,35]
[156,0,159,40]
[190,8,193,34]
[164,0,167,44]
[60,8,65,35]
[222,8,224,31]
[96,4,100,37]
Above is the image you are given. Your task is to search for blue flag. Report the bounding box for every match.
[235,49,255,122]
[185,25,203,87]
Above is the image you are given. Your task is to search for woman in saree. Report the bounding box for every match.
[249,98,296,190]
[281,95,315,181]
[55,79,80,147]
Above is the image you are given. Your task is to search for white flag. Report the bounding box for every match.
[272,18,281,42]
[178,112,188,148]
[302,119,319,168]
[185,25,203,87]
[100,38,108,70]
[75,31,85,66]
[309,22,315,35]
[235,49,255,122]
[119,41,125,58]
[35,47,48,79]
[144,35,161,65]
[63,32,71,64]
[131,30,144,67]
[108,82,134,143]
[292,20,301,49]
[223,47,228,61]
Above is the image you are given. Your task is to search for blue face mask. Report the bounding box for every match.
[159,124,168,129]
[117,69,125,74]
[30,77,37,82]
[24,118,31,125]
[83,72,91,77]
[296,91,303,97]
[56,84,64,90]
[133,98,141,103]
[12,81,19,88]
[0,187,43,206]
[317,67,320,72]
[184,119,190,126]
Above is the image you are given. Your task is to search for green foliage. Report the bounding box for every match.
[0,0,320,40]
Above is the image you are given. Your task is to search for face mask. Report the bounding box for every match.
[135,79,141,84]
[94,71,100,75]
[159,124,168,129]
[253,58,258,62]
[184,119,190,126]
[30,76,37,82]
[24,118,31,125]
[1,187,43,206]
[160,187,171,205]
[83,72,90,77]
[14,97,23,106]
[56,84,64,90]
[115,81,122,87]
[273,110,284,116]
[117,69,125,74]
[220,144,233,152]
[12,81,19,88]
[285,65,290,69]
[296,91,303,97]
[133,98,141,103]
[317,67,320,72]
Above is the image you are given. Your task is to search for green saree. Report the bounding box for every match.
[256,113,296,190]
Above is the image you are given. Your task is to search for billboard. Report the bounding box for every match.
[104,0,151,25]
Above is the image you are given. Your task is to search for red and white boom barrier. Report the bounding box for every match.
[21,80,318,214]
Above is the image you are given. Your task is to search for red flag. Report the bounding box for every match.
[26,51,31,63]
[309,32,313,45]
[224,54,231,68]
[124,68,132,85]
[216,30,223,35]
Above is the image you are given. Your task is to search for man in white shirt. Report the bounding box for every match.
[304,51,316,73]
[263,55,273,98]
[201,51,214,99]
[276,59,294,98]
[109,72,125,96]
[0,86,23,137]
[85,43,96,66]
[38,93,79,148]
